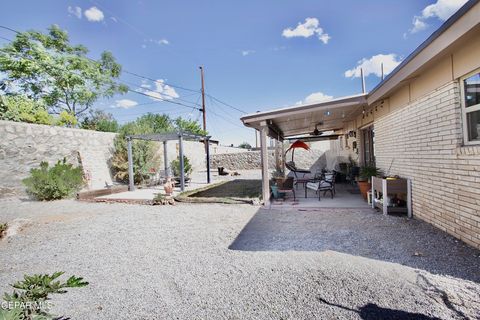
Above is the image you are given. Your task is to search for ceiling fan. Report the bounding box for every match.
[311,122,324,136]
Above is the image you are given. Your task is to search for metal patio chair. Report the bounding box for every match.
[305,171,336,200]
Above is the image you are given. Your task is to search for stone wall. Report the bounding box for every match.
[0,120,248,197]
[211,139,356,172]
[0,120,116,197]
[374,81,480,249]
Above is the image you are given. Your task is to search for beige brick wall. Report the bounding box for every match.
[374,81,480,248]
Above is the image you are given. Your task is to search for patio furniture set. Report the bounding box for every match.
[276,161,337,201]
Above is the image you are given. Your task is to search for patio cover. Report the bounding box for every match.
[240,94,367,204]
[240,93,367,140]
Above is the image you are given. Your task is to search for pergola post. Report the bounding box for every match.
[179,134,185,192]
[259,122,270,205]
[127,137,135,191]
[163,141,168,176]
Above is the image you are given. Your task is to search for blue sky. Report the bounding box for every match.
[0,0,469,145]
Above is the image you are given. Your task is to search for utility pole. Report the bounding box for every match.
[199,66,210,184]
[199,66,207,132]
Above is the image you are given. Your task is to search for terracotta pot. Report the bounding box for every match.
[357,181,370,200]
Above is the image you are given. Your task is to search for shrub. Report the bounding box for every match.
[56,110,78,127]
[80,109,119,132]
[22,158,84,200]
[1,272,88,320]
[171,155,192,177]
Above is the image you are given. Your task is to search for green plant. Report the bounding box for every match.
[1,272,88,320]
[0,25,128,117]
[22,158,84,200]
[238,142,252,149]
[359,166,383,182]
[56,111,77,127]
[171,155,192,177]
[80,109,119,132]
[0,223,7,239]
[0,95,53,125]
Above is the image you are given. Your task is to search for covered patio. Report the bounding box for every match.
[241,93,368,206]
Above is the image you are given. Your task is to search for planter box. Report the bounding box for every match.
[371,176,412,218]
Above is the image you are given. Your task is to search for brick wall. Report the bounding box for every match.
[374,81,480,248]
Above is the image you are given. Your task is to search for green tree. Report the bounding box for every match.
[110,113,206,184]
[0,94,53,125]
[0,25,128,117]
[111,120,160,184]
[80,109,119,132]
[238,142,252,149]
[174,117,207,135]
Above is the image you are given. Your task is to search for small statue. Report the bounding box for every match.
[164,177,174,196]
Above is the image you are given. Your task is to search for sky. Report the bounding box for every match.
[0,0,469,146]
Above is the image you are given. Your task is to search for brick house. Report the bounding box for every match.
[241,0,480,248]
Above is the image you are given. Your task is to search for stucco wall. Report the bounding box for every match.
[374,81,480,249]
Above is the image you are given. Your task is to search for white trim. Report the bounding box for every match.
[460,68,480,145]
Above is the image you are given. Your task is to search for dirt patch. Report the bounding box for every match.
[176,179,261,204]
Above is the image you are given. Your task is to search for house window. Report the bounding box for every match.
[461,70,480,144]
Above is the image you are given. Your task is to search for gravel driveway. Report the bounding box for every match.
[0,199,479,319]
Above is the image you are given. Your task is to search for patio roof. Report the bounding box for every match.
[240,93,367,139]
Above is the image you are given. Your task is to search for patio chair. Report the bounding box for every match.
[285,161,311,190]
[277,177,296,201]
[305,171,336,200]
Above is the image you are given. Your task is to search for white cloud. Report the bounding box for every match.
[142,79,179,101]
[409,0,467,33]
[241,50,255,56]
[67,6,82,19]
[344,54,402,78]
[148,38,169,46]
[114,99,138,109]
[296,92,333,105]
[282,18,331,44]
[84,6,104,22]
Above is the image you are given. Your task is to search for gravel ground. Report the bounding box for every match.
[0,199,479,319]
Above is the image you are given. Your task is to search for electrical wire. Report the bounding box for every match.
[1,24,245,120]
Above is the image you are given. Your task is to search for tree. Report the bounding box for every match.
[0,94,53,125]
[110,113,206,184]
[80,109,119,132]
[238,142,252,149]
[0,25,128,118]
[174,117,207,135]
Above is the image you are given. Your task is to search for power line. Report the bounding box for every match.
[122,70,200,94]
[117,78,201,107]
[1,24,245,119]
[0,25,201,95]
[127,88,202,111]
[206,93,247,114]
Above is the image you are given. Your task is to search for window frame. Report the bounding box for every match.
[460,68,480,145]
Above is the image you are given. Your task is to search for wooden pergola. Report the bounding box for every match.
[126,132,211,192]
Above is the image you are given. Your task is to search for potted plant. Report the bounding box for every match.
[358,165,382,200]
[171,155,193,185]
[270,168,285,199]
